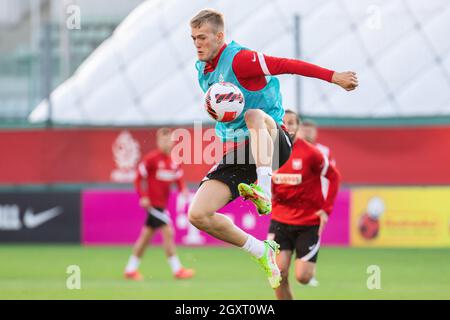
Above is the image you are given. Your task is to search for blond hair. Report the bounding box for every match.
[156,127,171,138]
[190,8,224,33]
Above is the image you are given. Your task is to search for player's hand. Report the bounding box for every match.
[332,71,358,91]
[315,210,329,237]
[139,197,151,209]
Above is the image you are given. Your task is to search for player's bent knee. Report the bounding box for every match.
[188,209,209,230]
[141,226,153,237]
[244,109,264,125]
[163,226,174,238]
[280,269,289,283]
[296,272,313,285]
[187,210,201,225]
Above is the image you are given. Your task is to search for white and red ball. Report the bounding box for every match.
[204,82,245,122]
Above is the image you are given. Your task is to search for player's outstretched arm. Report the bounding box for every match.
[135,161,151,209]
[315,163,341,236]
[233,50,333,82]
[331,71,358,91]
[321,163,341,215]
[315,210,329,237]
[233,50,358,91]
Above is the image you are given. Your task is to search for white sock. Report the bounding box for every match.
[241,234,265,259]
[307,277,320,287]
[125,255,140,273]
[256,166,272,198]
[168,255,182,274]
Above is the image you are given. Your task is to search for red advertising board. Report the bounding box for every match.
[316,126,450,184]
[1,125,450,184]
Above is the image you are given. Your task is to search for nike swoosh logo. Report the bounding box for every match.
[252,53,257,62]
[23,207,63,229]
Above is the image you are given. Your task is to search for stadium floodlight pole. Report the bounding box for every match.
[294,14,302,115]
[60,0,71,80]
[30,0,41,118]
[41,22,53,128]
[30,0,41,53]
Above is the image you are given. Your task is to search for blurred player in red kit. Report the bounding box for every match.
[301,119,337,207]
[301,119,336,167]
[124,128,195,281]
[269,110,341,300]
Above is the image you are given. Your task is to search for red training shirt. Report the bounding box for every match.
[271,138,341,226]
[204,44,335,90]
[134,149,185,209]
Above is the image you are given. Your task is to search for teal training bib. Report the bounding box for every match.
[196,41,284,142]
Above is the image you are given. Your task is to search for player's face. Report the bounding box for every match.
[302,125,317,144]
[191,23,223,62]
[157,132,174,153]
[283,113,300,138]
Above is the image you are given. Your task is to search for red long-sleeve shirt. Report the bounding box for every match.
[271,138,341,226]
[134,149,185,209]
[204,44,334,90]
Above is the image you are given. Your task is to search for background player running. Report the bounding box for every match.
[301,119,337,210]
[187,8,357,289]
[301,119,336,167]
[124,128,195,281]
[269,110,341,300]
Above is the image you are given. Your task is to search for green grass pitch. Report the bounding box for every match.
[0,245,449,299]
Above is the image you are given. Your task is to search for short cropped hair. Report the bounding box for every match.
[284,109,301,125]
[156,127,171,138]
[190,8,225,33]
[301,119,318,128]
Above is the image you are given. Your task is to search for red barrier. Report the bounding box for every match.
[316,126,450,184]
[1,126,450,184]
[0,128,211,184]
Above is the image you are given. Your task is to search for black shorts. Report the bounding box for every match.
[268,220,320,263]
[145,207,171,229]
[200,122,293,200]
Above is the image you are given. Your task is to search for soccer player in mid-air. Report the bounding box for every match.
[124,128,194,281]
[188,8,357,288]
[269,110,341,299]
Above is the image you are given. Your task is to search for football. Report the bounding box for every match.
[204,82,245,122]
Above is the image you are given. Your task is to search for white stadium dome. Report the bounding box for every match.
[29,0,450,125]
